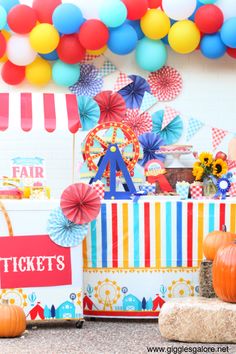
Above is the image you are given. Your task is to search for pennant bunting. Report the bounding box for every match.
[99,60,117,77]
[81,53,99,64]
[139,91,158,113]
[212,127,228,150]
[186,117,204,141]
[162,106,179,130]
[113,73,133,92]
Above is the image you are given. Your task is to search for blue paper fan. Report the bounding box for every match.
[152,110,183,145]
[138,132,165,167]
[77,96,100,131]
[47,208,89,247]
[118,75,150,109]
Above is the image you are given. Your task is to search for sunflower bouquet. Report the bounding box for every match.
[193,152,228,182]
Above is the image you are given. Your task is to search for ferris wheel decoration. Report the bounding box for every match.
[84,122,140,200]
[94,279,121,311]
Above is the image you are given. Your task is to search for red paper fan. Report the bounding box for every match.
[123,109,152,137]
[94,90,126,123]
[60,183,101,224]
[148,66,182,102]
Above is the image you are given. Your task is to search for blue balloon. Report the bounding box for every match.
[126,20,144,40]
[189,0,203,21]
[221,18,236,49]
[52,60,80,87]
[108,24,138,55]
[0,5,7,30]
[99,0,127,28]
[135,37,167,72]
[200,33,226,59]
[40,50,59,61]
[52,3,84,35]
[0,0,19,12]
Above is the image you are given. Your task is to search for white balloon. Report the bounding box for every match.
[7,35,37,66]
[162,0,197,20]
[216,0,236,20]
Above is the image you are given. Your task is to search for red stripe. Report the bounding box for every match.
[43,93,56,132]
[0,93,9,131]
[83,310,159,318]
[144,202,150,267]
[65,94,81,133]
[112,203,118,268]
[187,203,193,267]
[219,203,226,229]
[21,93,32,132]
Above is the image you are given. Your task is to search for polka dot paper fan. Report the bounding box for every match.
[148,66,183,102]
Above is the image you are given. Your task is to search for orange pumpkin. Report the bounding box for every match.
[203,225,236,261]
[213,241,236,303]
[0,300,26,337]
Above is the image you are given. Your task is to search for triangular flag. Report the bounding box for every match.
[212,127,228,150]
[162,107,179,130]
[139,91,157,113]
[186,117,204,141]
[113,73,133,92]
[99,60,117,77]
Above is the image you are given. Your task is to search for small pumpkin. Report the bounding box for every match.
[0,300,26,337]
[213,240,236,303]
[203,225,236,261]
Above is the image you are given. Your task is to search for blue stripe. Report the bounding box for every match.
[101,204,107,267]
[176,202,182,267]
[133,202,139,267]
[166,202,172,267]
[209,203,215,232]
[91,220,97,268]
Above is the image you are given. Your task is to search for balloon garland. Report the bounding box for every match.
[0,0,235,87]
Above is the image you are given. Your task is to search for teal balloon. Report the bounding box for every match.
[199,0,217,3]
[0,0,19,12]
[99,0,127,28]
[52,60,80,87]
[135,37,167,72]
[0,5,6,30]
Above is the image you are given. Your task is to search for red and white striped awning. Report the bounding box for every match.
[0,93,81,133]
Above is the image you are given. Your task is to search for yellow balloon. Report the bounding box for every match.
[0,30,11,62]
[87,45,107,55]
[141,9,170,40]
[26,57,52,86]
[168,20,200,54]
[29,24,60,54]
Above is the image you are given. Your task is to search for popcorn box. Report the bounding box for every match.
[139,184,156,194]
[176,182,190,200]
[190,184,203,199]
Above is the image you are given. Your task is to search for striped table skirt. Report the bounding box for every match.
[83,198,236,270]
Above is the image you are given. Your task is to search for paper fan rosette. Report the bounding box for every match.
[77,96,100,131]
[152,110,183,145]
[69,64,103,97]
[138,132,165,167]
[47,207,89,247]
[123,109,152,137]
[118,75,151,109]
[60,183,101,224]
[148,66,182,101]
[94,90,126,123]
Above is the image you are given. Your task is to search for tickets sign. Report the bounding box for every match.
[0,235,72,289]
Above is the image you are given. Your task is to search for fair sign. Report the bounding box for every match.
[11,157,45,179]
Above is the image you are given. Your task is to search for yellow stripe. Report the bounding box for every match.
[155,203,161,268]
[230,204,236,233]
[83,238,88,268]
[123,203,129,268]
[198,203,204,266]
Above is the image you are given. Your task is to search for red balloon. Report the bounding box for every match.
[195,5,224,34]
[7,5,38,34]
[148,0,162,9]
[2,61,25,85]
[78,20,109,51]
[122,0,148,20]
[32,0,62,24]
[0,32,6,58]
[227,47,236,59]
[57,35,86,64]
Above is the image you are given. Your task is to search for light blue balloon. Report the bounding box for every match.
[0,0,19,12]
[52,60,80,87]
[200,33,226,59]
[52,3,84,34]
[0,6,6,30]
[199,0,216,3]
[221,18,236,49]
[99,0,127,28]
[108,24,138,55]
[135,37,167,72]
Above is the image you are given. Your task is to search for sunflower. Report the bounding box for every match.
[199,152,213,167]
[212,159,228,178]
[193,166,204,181]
